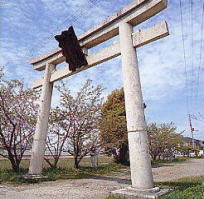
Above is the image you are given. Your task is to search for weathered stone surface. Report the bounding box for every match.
[119,22,154,190]
[112,187,170,199]
[28,63,55,175]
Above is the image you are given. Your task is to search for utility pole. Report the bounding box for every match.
[188,114,195,149]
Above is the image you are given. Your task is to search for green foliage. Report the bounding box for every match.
[0,169,28,184]
[107,176,204,199]
[0,168,54,184]
[147,123,182,160]
[180,145,201,157]
[100,88,128,164]
[43,162,124,181]
[152,157,189,166]
[100,88,127,146]
[100,89,183,164]
[159,177,204,199]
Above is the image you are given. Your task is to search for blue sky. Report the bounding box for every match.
[0,0,204,140]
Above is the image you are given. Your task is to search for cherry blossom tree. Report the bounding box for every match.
[46,80,103,169]
[0,73,39,171]
[44,108,70,168]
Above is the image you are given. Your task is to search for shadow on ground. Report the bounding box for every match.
[87,175,131,185]
[152,163,173,168]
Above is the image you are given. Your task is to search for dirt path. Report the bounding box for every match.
[0,159,203,199]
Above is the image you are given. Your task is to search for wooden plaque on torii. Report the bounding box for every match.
[55,26,88,72]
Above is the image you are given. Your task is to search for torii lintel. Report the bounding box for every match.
[30,0,167,72]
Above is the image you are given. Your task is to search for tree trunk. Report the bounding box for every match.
[74,157,79,169]
[118,144,129,164]
[153,154,157,161]
[7,152,20,171]
[10,159,20,171]
[53,158,59,168]
[112,149,119,163]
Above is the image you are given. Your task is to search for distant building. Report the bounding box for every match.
[180,136,204,157]
[200,140,204,148]
[181,136,204,149]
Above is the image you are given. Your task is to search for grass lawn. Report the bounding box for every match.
[106,177,204,199]
[151,157,191,168]
[0,155,113,170]
[0,156,126,184]
[0,156,192,185]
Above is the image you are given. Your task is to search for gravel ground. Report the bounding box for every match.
[0,159,203,199]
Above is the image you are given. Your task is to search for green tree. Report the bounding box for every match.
[99,88,129,164]
[147,123,182,161]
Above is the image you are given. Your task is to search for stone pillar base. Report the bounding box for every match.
[111,187,170,199]
[24,174,48,180]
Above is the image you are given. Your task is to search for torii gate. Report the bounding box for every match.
[28,0,169,197]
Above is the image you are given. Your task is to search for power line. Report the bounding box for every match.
[189,0,195,111]
[2,0,103,81]
[195,1,204,105]
[179,0,190,114]
[29,0,101,58]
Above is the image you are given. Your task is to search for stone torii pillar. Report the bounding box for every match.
[119,22,154,190]
[28,63,55,176]
[112,21,169,198]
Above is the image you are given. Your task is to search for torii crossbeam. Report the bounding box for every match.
[28,0,169,197]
